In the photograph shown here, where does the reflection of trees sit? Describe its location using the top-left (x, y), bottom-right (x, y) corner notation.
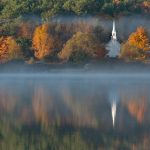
top-left (32, 83), bottom-right (101, 128)
top-left (32, 85), bottom-right (52, 126)
top-left (0, 85), bottom-right (35, 124)
top-left (0, 88), bottom-right (19, 113)
top-left (124, 97), bottom-right (147, 124)
top-left (61, 87), bottom-right (98, 128)
top-left (1, 81), bottom-right (150, 149)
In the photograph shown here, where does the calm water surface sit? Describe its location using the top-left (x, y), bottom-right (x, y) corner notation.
top-left (0, 74), bottom-right (150, 150)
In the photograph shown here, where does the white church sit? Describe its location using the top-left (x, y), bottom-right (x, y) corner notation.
top-left (106, 20), bottom-right (121, 58)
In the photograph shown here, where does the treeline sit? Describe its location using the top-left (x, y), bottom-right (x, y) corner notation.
top-left (0, 0), bottom-right (149, 20)
top-left (0, 20), bottom-right (149, 64)
top-left (0, 0), bottom-right (149, 64)
top-left (0, 20), bottom-right (108, 63)
top-left (0, 0), bottom-right (149, 37)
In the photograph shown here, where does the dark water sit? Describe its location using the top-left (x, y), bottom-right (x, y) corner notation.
top-left (0, 74), bottom-right (150, 150)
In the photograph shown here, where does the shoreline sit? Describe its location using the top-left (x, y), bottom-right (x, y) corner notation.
top-left (1, 59), bottom-right (150, 74)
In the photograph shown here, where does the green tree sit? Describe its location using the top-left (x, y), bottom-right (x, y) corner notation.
top-left (63, 0), bottom-right (98, 15)
top-left (0, 0), bottom-right (39, 19)
top-left (17, 38), bottom-right (33, 59)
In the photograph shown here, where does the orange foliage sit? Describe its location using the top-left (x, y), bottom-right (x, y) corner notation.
top-left (128, 27), bottom-right (150, 51)
top-left (32, 24), bottom-right (54, 59)
top-left (0, 36), bottom-right (21, 62)
top-left (127, 98), bottom-right (147, 124)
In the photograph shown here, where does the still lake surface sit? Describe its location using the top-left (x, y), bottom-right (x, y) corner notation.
top-left (0, 73), bottom-right (150, 149)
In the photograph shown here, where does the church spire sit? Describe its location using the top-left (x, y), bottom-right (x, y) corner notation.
top-left (111, 20), bottom-right (117, 40)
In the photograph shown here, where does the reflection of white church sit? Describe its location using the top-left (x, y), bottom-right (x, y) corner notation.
top-left (106, 20), bottom-right (121, 58)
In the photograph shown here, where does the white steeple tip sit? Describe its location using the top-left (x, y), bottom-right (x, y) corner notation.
top-left (111, 20), bottom-right (117, 40)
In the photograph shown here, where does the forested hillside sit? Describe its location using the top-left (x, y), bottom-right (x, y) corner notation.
top-left (0, 0), bottom-right (149, 20)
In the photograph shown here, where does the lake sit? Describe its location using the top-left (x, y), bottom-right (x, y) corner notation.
top-left (0, 73), bottom-right (150, 150)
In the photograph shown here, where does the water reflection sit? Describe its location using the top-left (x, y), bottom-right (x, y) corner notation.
top-left (0, 76), bottom-right (150, 149)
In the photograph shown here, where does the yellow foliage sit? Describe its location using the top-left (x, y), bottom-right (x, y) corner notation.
top-left (0, 36), bottom-right (21, 63)
top-left (58, 32), bottom-right (106, 61)
top-left (32, 24), bottom-right (54, 59)
top-left (128, 27), bottom-right (150, 51)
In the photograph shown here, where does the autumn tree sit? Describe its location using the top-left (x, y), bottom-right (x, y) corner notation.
top-left (32, 24), bottom-right (55, 59)
top-left (120, 26), bottom-right (150, 60)
top-left (128, 26), bottom-right (150, 51)
top-left (0, 36), bottom-right (22, 63)
top-left (120, 42), bottom-right (146, 60)
top-left (58, 32), bottom-right (106, 62)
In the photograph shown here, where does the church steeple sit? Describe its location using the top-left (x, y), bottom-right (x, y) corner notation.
top-left (111, 20), bottom-right (117, 40)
